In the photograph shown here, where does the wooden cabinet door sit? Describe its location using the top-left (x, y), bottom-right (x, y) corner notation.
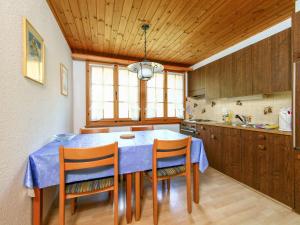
top-left (209, 126), bottom-right (223, 172)
top-left (220, 55), bottom-right (233, 98)
top-left (222, 128), bottom-right (242, 180)
top-left (252, 38), bottom-right (272, 94)
top-left (241, 131), bottom-right (257, 189)
top-left (188, 68), bottom-right (206, 97)
top-left (205, 61), bottom-right (220, 99)
top-left (295, 152), bottom-right (300, 213)
top-left (293, 12), bottom-right (300, 61)
top-left (268, 135), bottom-right (294, 207)
top-left (255, 133), bottom-right (270, 195)
top-left (271, 29), bottom-right (291, 92)
top-left (232, 46), bottom-right (252, 96)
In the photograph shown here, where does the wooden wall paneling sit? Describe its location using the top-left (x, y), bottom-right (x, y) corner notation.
top-left (232, 46), bottom-right (252, 97)
top-left (220, 55), bottom-right (233, 98)
top-left (252, 37), bottom-right (272, 94)
top-left (271, 29), bottom-right (292, 92)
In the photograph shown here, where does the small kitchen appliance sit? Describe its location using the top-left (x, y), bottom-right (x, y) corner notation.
top-left (279, 107), bottom-right (292, 132)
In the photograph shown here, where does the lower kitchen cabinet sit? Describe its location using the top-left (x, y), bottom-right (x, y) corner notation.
top-left (222, 128), bottom-right (241, 181)
top-left (295, 152), bottom-right (300, 213)
top-left (197, 124), bottom-right (294, 208)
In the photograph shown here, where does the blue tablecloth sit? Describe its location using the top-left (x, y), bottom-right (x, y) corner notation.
top-left (24, 130), bottom-right (208, 189)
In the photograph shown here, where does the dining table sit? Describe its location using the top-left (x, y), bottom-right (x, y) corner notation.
top-left (24, 129), bottom-right (208, 225)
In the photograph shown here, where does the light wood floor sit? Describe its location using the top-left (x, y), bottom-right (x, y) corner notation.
top-left (47, 168), bottom-right (300, 225)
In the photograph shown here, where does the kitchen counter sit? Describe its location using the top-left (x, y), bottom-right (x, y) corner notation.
top-left (183, 120), bottom-right (292, 136)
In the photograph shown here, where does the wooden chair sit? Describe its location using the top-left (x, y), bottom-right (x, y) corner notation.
top-left (130, 125), bottom-right (154, 131)
top-left (59, 143), bottom-right (119, 225)
top-left (143, 137), bottom-right (192, 225)
top-left (80, 127), bottom-right (110, 134)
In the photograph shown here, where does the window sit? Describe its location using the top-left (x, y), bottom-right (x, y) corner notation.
top-left (89, 64), bottom-right (114, 121)
top-left (167, 72), bottom-right (184, 118)
top-left (146, 72), bottom-right (165, 118)
top-left (118, 67), bottom-right (140, 120)
top-left (86, 62), bottom-right (185, 126)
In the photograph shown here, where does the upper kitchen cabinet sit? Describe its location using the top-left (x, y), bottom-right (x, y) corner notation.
top-left (293, 11), bottom-right (300, 61)
top-left (271, 29), bottom-right (291, 92)
top-left (188, 67), bottom-right (205, 97)
top-left (205, 61), bottom-right (220, 99)
top-left (232, 46), bottom-right (253, 96)
top-left (220, 55), bottom-right (233, 98)
top-left (252, 37), bottom-right (272, 94)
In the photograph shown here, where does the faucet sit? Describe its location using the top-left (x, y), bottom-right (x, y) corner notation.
top-left (235, 114), bottom-right (251, 125)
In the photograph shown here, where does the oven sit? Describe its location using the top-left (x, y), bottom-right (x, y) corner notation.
top-left (180, 121), bottom-right (197, 137)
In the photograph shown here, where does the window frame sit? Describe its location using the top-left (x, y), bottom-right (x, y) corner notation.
top-left (86, 61), bottom-right (186, 127)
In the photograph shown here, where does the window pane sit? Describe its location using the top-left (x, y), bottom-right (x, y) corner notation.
top-left (119, 69), bottom-right (128, 86)
top-left (147, 87), bottom-right (155, 102)
top-left (156, 73), bottom-right (164, 88)
top-left (129, 87), bottom-right (138, 102)
top-left (167, 89), bottom-right (176, 103)
top-left (176, 75), bottom-right (183, 89)
top-left (103, 67), bottom-right (113, 85)
top-left (89, 64), bottom-right (114, 121)
top-left (90, 103), bottom-right (103, 121)
top-left (91, 85), bottom-right (103, 102)
top-left (119, 86), bottom-right (128, 102)
top-left (118, 67), bottom-right (140, 120)
top-left (167, 74), bottom-right (175, 88)
top-left (119, 102), bottom-right (129, 118)
top-left (128, 72), bottom-right (138, 86)
top-left (91, 67), bottom-right (102, 84)
top-left (167, 72), bottom-right (184, 119)
top-left (146, 103), bottom-right (155, 118)
top-left (156, 88), bottom-right (164, 102)
top-left (103, 86), bottom-right (113, 101)
top-left (177, 89), bottom-right (183, 103)
top-left (156, 103), bottom-right (164, 117)
top-left (103, 102), bottom-right (113, 118)
top-left (147, 76), bottom-right (155, 88)
top-left (168, 103), bottom-right (175, 117)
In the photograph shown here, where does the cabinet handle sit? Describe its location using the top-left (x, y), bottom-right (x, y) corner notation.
top-left (211, 134), bottom-right (216, 139)
top-left (200, 126), bottom-right (205, 130)
top-left (258, 144), bottom-right (265, 150)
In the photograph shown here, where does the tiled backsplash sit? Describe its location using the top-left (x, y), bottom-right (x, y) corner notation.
top-left (186, 92), bottom-right (291, 124)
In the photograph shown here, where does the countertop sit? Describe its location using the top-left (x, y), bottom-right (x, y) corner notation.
top-left (183, 120), bottom-right (292, 136)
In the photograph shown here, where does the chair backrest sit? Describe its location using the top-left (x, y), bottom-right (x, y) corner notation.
top-left (152, 137), bottom-right (192, 177)
top-left (80, 127), bottom-right (110, 134)
top-left (130, 125), bottom-right (154, 131)
top-left (59, 143), bottom-right (118, 190)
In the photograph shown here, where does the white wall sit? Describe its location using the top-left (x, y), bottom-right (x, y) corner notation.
top-left (0, 1), bottom-right (73, 225)
top-left (73, 60), bottom-right (179, 133)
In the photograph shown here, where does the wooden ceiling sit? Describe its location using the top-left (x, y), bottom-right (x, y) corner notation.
top-left (47, 0), bottom-right (294, 66)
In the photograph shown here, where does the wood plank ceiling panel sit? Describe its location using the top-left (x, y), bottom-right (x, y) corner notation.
top-left (47, 0), bottom-right (294, 66)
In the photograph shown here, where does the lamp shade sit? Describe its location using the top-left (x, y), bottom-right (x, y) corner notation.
top-left (128, 61), bottom-right (164, 80)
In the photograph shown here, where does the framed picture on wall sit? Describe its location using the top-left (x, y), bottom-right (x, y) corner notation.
top-left (60, 64), bottom-right (68, 96)
top-left (23, 17), bottom-right (45, 84)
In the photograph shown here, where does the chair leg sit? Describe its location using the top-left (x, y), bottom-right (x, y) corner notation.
top-left (167, 178), bottom-right (170, 192)
top-left (140, 172), bottom-right (144, 198)
top-left (114, 188), bottom-right (118, 225)
top-left (59, 193), bottom-right (65, 225)
top-left (153, 179), bottom-right (158, 225)
top-left (186, 174), bottom-right (192, 214)
top-left (70, 198), bottom-right (77, 215)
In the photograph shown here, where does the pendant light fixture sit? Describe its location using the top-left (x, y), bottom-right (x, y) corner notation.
top-left (128, 24), bottom-right (164, 80)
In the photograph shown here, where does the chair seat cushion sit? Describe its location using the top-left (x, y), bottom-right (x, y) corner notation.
top-left (146, 165), bottom-right (186, 178)
top-left (66, 177), bottom-right (114, 194)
